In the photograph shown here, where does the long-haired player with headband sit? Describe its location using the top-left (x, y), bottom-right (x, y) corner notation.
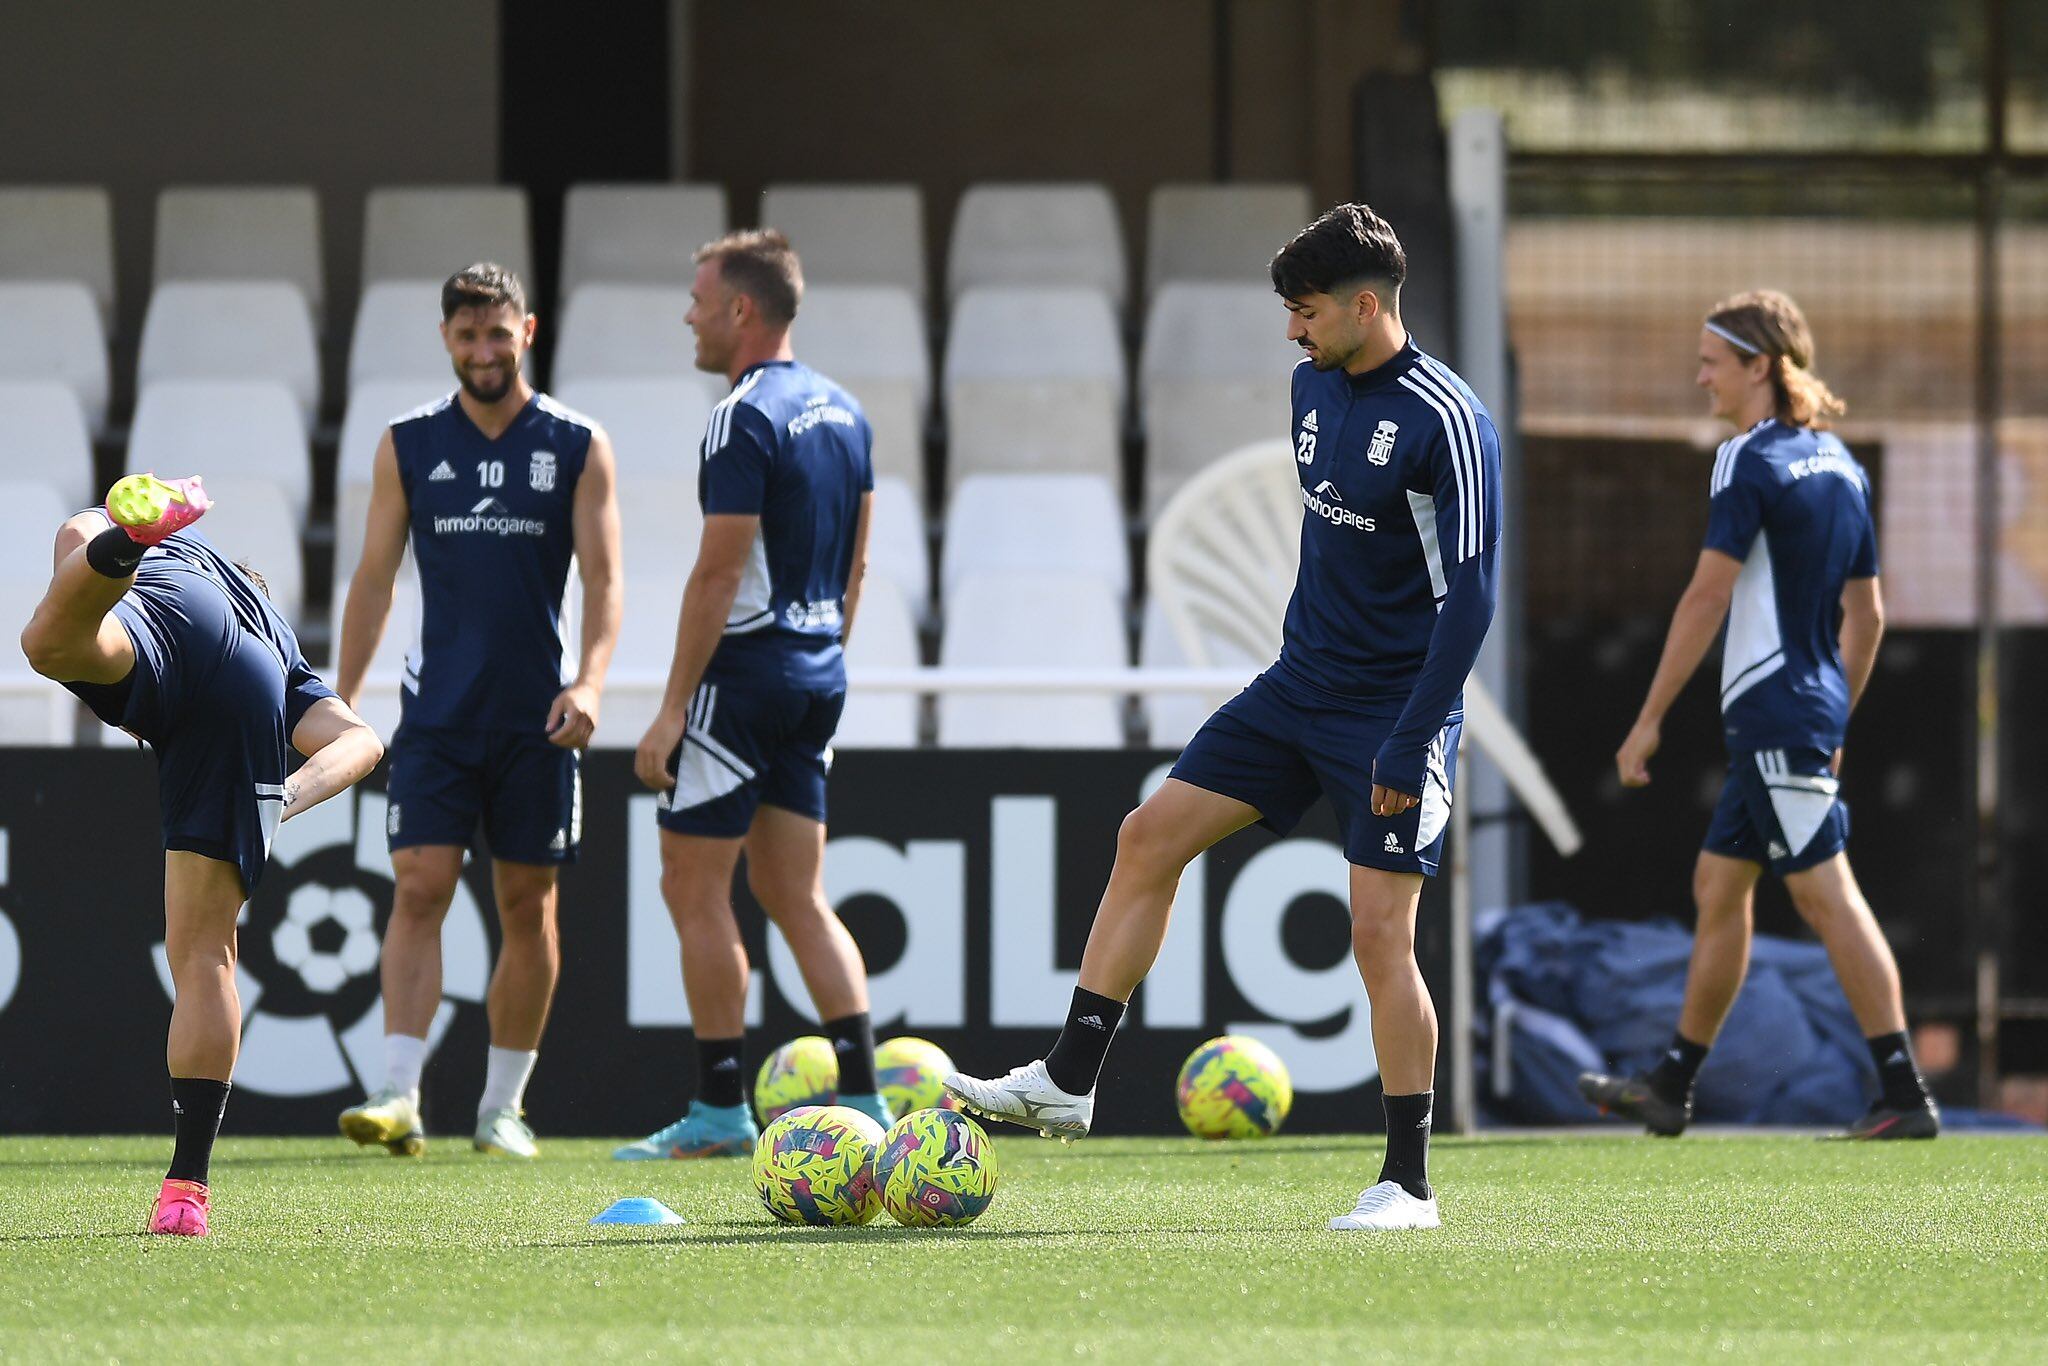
top-left (1579, 289), bottom-right (1939, 1140)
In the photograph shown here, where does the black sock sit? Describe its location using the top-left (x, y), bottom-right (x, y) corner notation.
top-left (86, 526), bottom-right (146, 578)
top-left (167, 1077), bottom-right (230, 1185)
top-left (1043, 988), bottom-right (1126, 1095)
top-left (825, 1011), bottom-right (878, 1094)
top-left (1379, 1091), bottom-right (1434, 1201)
top-left (1867, 1030), bottom-right (1930, 1109)
top-left (1647, 1032), bottom-right (1710, 1106)
top-left (697, 1036), bottom-right (745, 1109)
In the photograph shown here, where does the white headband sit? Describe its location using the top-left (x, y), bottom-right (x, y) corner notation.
top-left (1704, 320), bottom-right (1763, 356)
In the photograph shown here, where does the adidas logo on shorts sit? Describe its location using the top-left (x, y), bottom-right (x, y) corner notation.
top-left (1384, 832), bottom-right (1405, 855)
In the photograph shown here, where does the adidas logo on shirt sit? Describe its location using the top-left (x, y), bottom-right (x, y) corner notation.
top-left (1301, 409), bottom-right (1319, 433)
top-left (1384, 832), bottom-right (1405, 855)
top-left (549, 828), bottom-right (567, 852)
top-left (428, 460), bottom-right (457, 481)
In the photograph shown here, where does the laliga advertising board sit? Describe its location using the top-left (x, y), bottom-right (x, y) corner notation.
top-left (0, 750), bottom-right (1452, 1136)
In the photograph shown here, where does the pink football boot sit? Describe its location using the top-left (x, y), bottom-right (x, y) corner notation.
top-left (105, 473), bottom-right (211, 545)
top-left (148, 1178), bottom-right (211, 1237)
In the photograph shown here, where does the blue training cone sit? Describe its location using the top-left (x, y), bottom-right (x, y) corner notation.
top-left (591, 1197), bottom-right (685, 1226)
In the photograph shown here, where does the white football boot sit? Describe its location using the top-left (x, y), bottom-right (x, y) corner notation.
top-left (942, 1060), bottom-right (1093, 1142)
top-left (473, 1107), bottom-right (539, 1158)
top-left (1328, 1180), bottom-right (1441, 1231)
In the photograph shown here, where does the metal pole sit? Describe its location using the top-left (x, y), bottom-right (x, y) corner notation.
top-left (1448, 731), bottom-right (1476, 1134)
top-left (1970, 0), bottom-right (2008, 1108)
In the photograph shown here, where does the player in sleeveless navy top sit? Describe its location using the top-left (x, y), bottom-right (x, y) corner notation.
top-left (21, 474), bottom-right (383, 1233)
top-left (946, 207), bottom-right (1498, 1232)
top-left (614, 230), bottom-right (894, 1162)
top-left (334, 265), bottom-right (623, 1160)
top-left (1580, 290), bottom-right (1938, 1140)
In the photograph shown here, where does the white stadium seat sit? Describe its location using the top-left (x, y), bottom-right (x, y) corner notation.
top-left (938, 572), bottom-right (1126, 748)
top-left (138, 282), bottom-right (321, 432)
top-left (941, 473), bottom-right (1127, 597)
top-left (553, 283), bottom-right (694, 388)
top-left (0, 380), bottom-right (95, 507)
top-left (943, 287), bottom-right (1124, 486)
top-left (793, 284), bottom-right (931, 496)
top-left (1144, 183), bottom-right (1311, 297)
top-left (0, 281), bottom-right (110, 433)
top-left (762, 183), bottom-right (927, 306)
top-left (561, 183), bottom-right (727, 295)
top-left (839, 576), bottom-right (920, 747)
top-left (0, 186), bottom-right (115, 328)
top-left (338, 563), bottom-right (421, 742)
top-left (595, 570), bottom-right (687, 747)
top-left (189, 476), bottom-right (305, 627)
top-left (333, 380), bottom-right (451, 586)
top-left (554, 376), bottom-right (717, 485)
top-left (947, 182), bottom-right (1126, 309)
top-left (1139, 283), bottom-right (1298, 516)
top-left (348, 281), bottom-right (452, 391)
top-left (362, 186), bottom-right (532, 289)
top-left (1138, 599), bottom-right (1264, 749)
top-left (614, 474), bottom-right (704, 584)
top-left (866, 475), bottom-right (929, 608)
top-left (154, 186), bottom-right (325, 325)
top-left (0, 481), bottom-right (71, 584)
top-left (0, 576), bottom-right (75, 744)
top-left (129, 381), bottom-right (310, 520)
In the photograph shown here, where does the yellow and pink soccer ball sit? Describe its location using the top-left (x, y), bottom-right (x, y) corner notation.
top-left (755, 1035), bottom-right (838, 1124)
top-left (874, 1036), bottom-right (962, 1118)
top-left (1175, 1035), bottom-right (1292, 1139)
top-left (752, 1104), bottom-right (885, 1226)
top-left (873, 1108), bottom-right (998, 1228)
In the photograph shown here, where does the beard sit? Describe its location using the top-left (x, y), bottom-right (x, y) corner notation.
top-left (455, 361), bottom-right (514, 404)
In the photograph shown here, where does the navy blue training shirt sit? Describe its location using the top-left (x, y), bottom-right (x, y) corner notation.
top-left (697, 360), bottom-right (874, 690)
top-left (1280, 341), bottom-right (1503, 795)
top-left (390, 392), bottom-right (592, 730)
top-left (1703, 418), bottom-right (1878, 755)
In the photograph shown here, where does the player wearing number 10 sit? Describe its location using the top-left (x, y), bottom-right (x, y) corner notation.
top-left (335, 264), bottom-right (623, 1160)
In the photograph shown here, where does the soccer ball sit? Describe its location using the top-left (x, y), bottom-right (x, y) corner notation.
top-left (875, 1036), bottom-right (960, 1117)
top-left (752, 1104), bottom-right (885, 1226)
top-left (1176, 1035), bottom-right (1293, 1139)
top-left (755, 1036), bottom-right (838, 1124)
top-left (874, 1108), bottom-right (999, 1228)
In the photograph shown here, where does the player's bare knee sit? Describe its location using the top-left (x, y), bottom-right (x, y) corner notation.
top-left (390, 872), bottom-right (459, 924)
top-left (1351, 908), bottom-right (1414, 967)
top-left (1115, 804), bottom-right (1190, 879)
top-left (18, 614), bottom-right (74, 679)
top-left (1786, 876), bottom-right (1845, 932)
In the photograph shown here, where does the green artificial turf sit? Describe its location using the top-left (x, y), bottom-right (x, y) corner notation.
top-left (1, 1132), bottom-right (2044, 1363)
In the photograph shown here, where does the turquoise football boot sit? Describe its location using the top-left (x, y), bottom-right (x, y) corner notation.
top-left (837, 1091), bottom-right (894, 1129)
top-left (612, 1101), bottom-right (758, 1160)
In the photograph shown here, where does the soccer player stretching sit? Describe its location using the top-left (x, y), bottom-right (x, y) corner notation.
top-left (614, 229), bottom-right (891, 1161)
top-left (336, 264), bottom-right (623, 1159)
top-left (947, 205), bottom-right (1501, 1231)
top-left (20, 476), bottom-right (383, 1235)
top-left (1579, 290), bottom-right (1939, 1140)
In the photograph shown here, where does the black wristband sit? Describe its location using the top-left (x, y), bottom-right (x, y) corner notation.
top-left (85, 526), bottom-right (146, 579)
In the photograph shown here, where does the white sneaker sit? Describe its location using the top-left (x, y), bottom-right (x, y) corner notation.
top-left (1328, 1180), bottom-right (1441, 1231)
top-left (474, 1107), bottom-right (539, 1158)
top-left (942, 1059), bottom-right (1093, 1142)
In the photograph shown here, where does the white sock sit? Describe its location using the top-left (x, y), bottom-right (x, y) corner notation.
top-left (384, 1033), bottom-right (428, 1101)
top-left (479, 1046), bottom-right (538, 1116)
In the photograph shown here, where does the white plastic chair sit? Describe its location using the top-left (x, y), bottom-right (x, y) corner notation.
top-left (941, 473), bottom-right (1127, 597)
top-left (794, 285), bottom-right (931, 416)
top-left (0, 380), bottom-right (95, 506)
top-left (0, 281), bottom-right (109, 432)
top-left (555, 376), bottom-right (718, 485)
top-left (553, 283), bottom-right (694, 387)
top-left (763, 183), bottom-right (927, 306)
top-left (866, 475), bottom-right (930, 608)
top-left (943, 286), bottom-right (1125, 486)
top-left (363, 186), bottom-right (532, 288)
top-left (561, 183), bottom-right (727, 295)
top-left (333, 381), bottom-right (451, 586)
top-left (190, 476), bottom-right (305, 626)
top-left (1144, 183), bottom-right (1311, 298)
top-left (129, 381), bottom-right (311, 520)
top-left (154, 186), bottom-right (325, 325)
top-left (594, 571), bottom-right (687, 748)
top-left (1139, 283), bottom-right (1298, 516)
top-left (0, 576), bottom-right (75, 743)
top-left (948, 183), bottom-right (1126, 309)
top-left (0, 187), bottom-right (115, 328)
top-left (338, 564), bottom-right (422, 743)
top-left (138, 282), bottom-right (321, 432)
top-left (839, 576), bottom-right (920, 748)
top-left (937, 572), bottom-right (1126, 748)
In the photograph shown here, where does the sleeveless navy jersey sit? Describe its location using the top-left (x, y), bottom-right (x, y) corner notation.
top-left (1704, 418), bottom-right (1879, 754)
top-left (65, 525), bottom-right (332, 742)
top-left (1280, 343), bottom-right (1503, 705)
top-left (697, 360), bottom-right (874, 690)
top-left (390, 392), bottom-right (593, 730)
